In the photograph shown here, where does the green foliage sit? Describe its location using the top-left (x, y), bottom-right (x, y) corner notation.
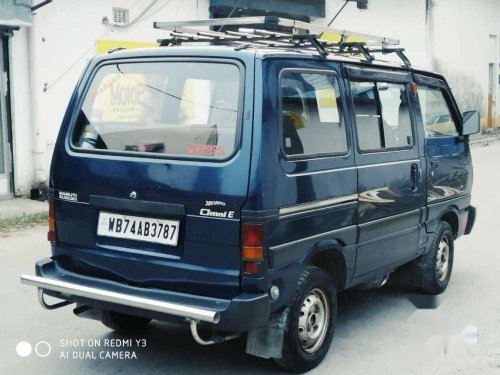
top-left (0, 212), bottom-right (48, 232)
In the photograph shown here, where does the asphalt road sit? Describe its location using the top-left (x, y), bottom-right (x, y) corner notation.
top-left (1, 142), bottom-right (500, 375)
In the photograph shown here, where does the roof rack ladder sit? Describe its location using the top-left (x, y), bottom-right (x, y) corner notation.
top-left (153, 16), bottom-right (408, 65)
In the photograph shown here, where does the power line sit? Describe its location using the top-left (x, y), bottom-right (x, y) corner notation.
top-left (160, 0), bottom-right (185, 38)
top-left (135, 0), bottom-right (174, 22)
top-left (44, 0), bottom-right (182, 91)
top-left (218, 0), bottom-right (242, 32)
top-left (44, 28), bottom-right (112, 92)
top-left (327, 0), bottom-right (350, 27)
top-left (115, 64), bottom-right (238, 113)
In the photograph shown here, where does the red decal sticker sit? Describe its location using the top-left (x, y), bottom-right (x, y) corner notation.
top-left (187, 144), bottom-right (224, 156)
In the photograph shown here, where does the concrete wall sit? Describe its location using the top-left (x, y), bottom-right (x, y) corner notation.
top-left (10, 0), bottom-right (210, 195)
top-left (427, 0), bottom-right (500, 123)
top-left (323, 0), bottom-right (500, 122)
top-left (7, 0), bottom-right (500, 195)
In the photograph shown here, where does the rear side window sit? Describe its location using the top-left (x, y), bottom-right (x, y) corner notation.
top-left (72, 61), bottom-right (241, 159)
top-left (280, 71), bottom-right (347, 158)
top-left (351, 81), bottom-right (413, 151)
top-left (417, 85), bottom-right (458, 137)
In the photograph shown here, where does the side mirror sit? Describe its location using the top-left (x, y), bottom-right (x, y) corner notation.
top-left (462, 110), bottom-right (480, 136)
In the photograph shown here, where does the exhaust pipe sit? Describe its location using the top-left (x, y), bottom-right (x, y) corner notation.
top-left (38, 289), bottom-right (73, 310)
top-left (189, 320), bottom-right (239, 346)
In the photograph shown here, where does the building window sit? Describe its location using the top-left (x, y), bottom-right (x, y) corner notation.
top-left (280, 71), bottom-right (347, 158)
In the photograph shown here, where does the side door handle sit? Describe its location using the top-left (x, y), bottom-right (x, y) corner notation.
top-left (411, 163), bottom-right (420, 192)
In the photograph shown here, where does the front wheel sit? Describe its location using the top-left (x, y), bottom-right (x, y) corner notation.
top-left (275, 266), bottom-right (337, 373)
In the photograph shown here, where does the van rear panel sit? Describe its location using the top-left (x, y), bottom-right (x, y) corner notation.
top-left (50, 54), bottom-right (255, 299)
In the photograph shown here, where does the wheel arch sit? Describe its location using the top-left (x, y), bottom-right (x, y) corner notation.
top-left (440, 208), bottom-right (459, 238)
top-left (426, 203), bottom-right (460, 238)
top-left (301, 239), bottom-right (349, 291)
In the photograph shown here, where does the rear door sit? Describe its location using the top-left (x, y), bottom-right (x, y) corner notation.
top-left (344, 66), bottom-right (426, 278)
top-left (50, 57), bottom-right (254, 299)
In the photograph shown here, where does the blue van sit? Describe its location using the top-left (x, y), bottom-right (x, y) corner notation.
top-left (21, 17), bottom-right (479, 373)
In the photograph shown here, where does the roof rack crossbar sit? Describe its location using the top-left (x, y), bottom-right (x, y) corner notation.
top-left (170, 31), bottom-right (213, 41)
top-left (246, 28), bottom-right (290, 38)
top-left (225, 30), bottom-right (261, 38)
top-left (292, 34), bottom-right (328, 58)
top-left (368, 47), bottom-right (412, 68)
top-left (337, 42), bottom-right (374, 63)
top-left (197, 30), bottom-right (241, 39)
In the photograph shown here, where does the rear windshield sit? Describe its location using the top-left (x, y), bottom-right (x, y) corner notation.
top-left (72, 61), bottom-right (241, 159)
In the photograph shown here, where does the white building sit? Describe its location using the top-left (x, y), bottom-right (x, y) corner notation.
top-left (0, 0), bottom-right (499, 198)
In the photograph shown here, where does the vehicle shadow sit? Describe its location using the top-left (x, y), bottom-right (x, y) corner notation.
top-left (84, 285), bottom-right (426, 375)
top-left (96, 322), bottom-right (282, 375)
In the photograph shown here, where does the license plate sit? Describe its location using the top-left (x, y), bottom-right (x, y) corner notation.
top-left (97, 212), bottom-right (180, 246)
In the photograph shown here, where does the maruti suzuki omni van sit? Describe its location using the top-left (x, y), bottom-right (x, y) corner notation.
top-left (21, 17), bottom-right (479, 373)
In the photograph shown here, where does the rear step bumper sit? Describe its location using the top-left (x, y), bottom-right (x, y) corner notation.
top-left (21, 258), bottom-right (269, 332)
top-left (21, 274), bottom-right (220, 323)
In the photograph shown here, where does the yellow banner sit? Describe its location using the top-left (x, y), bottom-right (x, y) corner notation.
top-left (320, 33), bottom-right (366, 43)
top-left (96, 39), bottom-right (158, 54)
top-left (96, 73), bottom-right (147, 122)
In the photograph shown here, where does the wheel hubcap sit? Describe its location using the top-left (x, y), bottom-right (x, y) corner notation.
top-left (436, 235), bottom-right (450, 282)
top-left (298, 288), bottom-right (329, 353)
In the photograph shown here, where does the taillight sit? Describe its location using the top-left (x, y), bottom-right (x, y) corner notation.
top-left (242, 223), bottom-right (264, 275)
top-left (244, 262), bottom-right (259, 274)
top-left (243, 224), bottom-right (263, 259)
top-left (48, 201), bottom-right (55, 242)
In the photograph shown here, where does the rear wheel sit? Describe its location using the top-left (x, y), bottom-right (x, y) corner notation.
top-left (421, 221), bottom-right (454, 294)
top-left (275, 266), bottom-right (337, 373)
top-left (101, 310), bottom-right (151, 333)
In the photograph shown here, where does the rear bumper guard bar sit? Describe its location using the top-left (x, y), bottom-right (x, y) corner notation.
top-left (20, 258), bottom-right (270, 331)
top-left (21, 274), bottom-right (220, 324)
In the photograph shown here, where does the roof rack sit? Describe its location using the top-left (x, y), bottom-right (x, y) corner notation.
top-left (153, 16), bottom-right (411, 67)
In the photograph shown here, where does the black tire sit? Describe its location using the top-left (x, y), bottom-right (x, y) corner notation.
top-left (101, 310), bottom-right (151, 333)
top-left (420, 221), bottom-right (454, 295)
top-left (274, 266), bottom-right (337, 373)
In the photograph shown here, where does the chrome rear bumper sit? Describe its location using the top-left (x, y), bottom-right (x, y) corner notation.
top-left (20, 274), bottom-right (220, 324)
